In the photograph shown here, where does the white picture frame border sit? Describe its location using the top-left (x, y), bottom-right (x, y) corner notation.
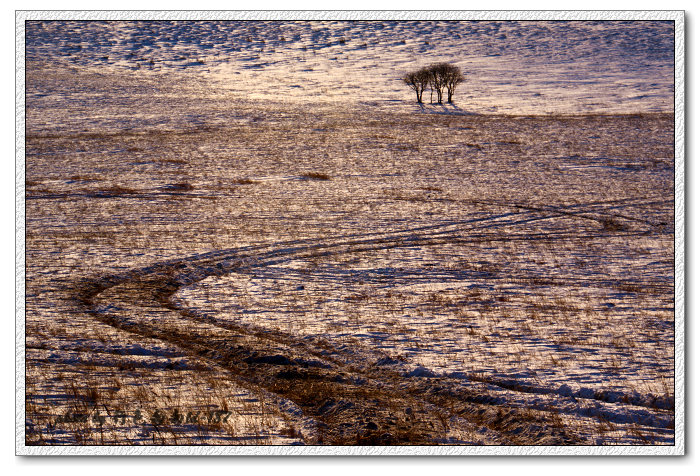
top-left (15, 9), bottom-right (685, 456)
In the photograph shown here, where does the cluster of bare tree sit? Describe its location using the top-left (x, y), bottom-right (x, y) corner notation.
top-left (403, 63), bottom-right (465, 104)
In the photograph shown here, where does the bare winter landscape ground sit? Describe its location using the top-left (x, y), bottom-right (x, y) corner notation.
top-left (23, 20), bottom-right (676, 446)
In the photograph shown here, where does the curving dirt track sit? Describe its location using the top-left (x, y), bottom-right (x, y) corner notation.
top-left (70, 199), bottom-right (672, 445)
top-left (24, 85), bottom-right (676, 445)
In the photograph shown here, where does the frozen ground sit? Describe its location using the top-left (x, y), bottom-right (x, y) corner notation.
top-left (23, 20), bottom-right (675, 446)
top-left (25, 20), bottom-right (673, 115)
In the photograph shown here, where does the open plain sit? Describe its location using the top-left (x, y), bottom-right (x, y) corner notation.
top-left (23, 20), bottom-right (676, 446)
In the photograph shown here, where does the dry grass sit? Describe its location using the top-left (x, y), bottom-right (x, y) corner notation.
top-left (25, 91), bottom-right (674, 446)
top-left (232, 178), bottom-right (259, 185)
top-left (301, 172), bottom-right (331, 181)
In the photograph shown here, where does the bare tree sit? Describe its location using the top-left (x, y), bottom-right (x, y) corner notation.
top-left (426, 63), bottom-right (446, 104)
top-left (402, 63), bottom-right (465, 105)
top-left (441, 64), bottom-right (465, 104)
top-left (402, 69), bottom-right (430, 104)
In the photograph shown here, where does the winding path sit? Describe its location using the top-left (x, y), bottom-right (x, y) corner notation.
top-left (75, 198), bottom-right (672, 444)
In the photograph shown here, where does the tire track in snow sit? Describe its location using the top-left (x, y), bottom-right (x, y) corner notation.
top-left (75, 198), bottom-right (669, 444)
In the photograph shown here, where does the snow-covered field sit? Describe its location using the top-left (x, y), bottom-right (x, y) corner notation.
top-left (23, 20), bottom-right (675, 446)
